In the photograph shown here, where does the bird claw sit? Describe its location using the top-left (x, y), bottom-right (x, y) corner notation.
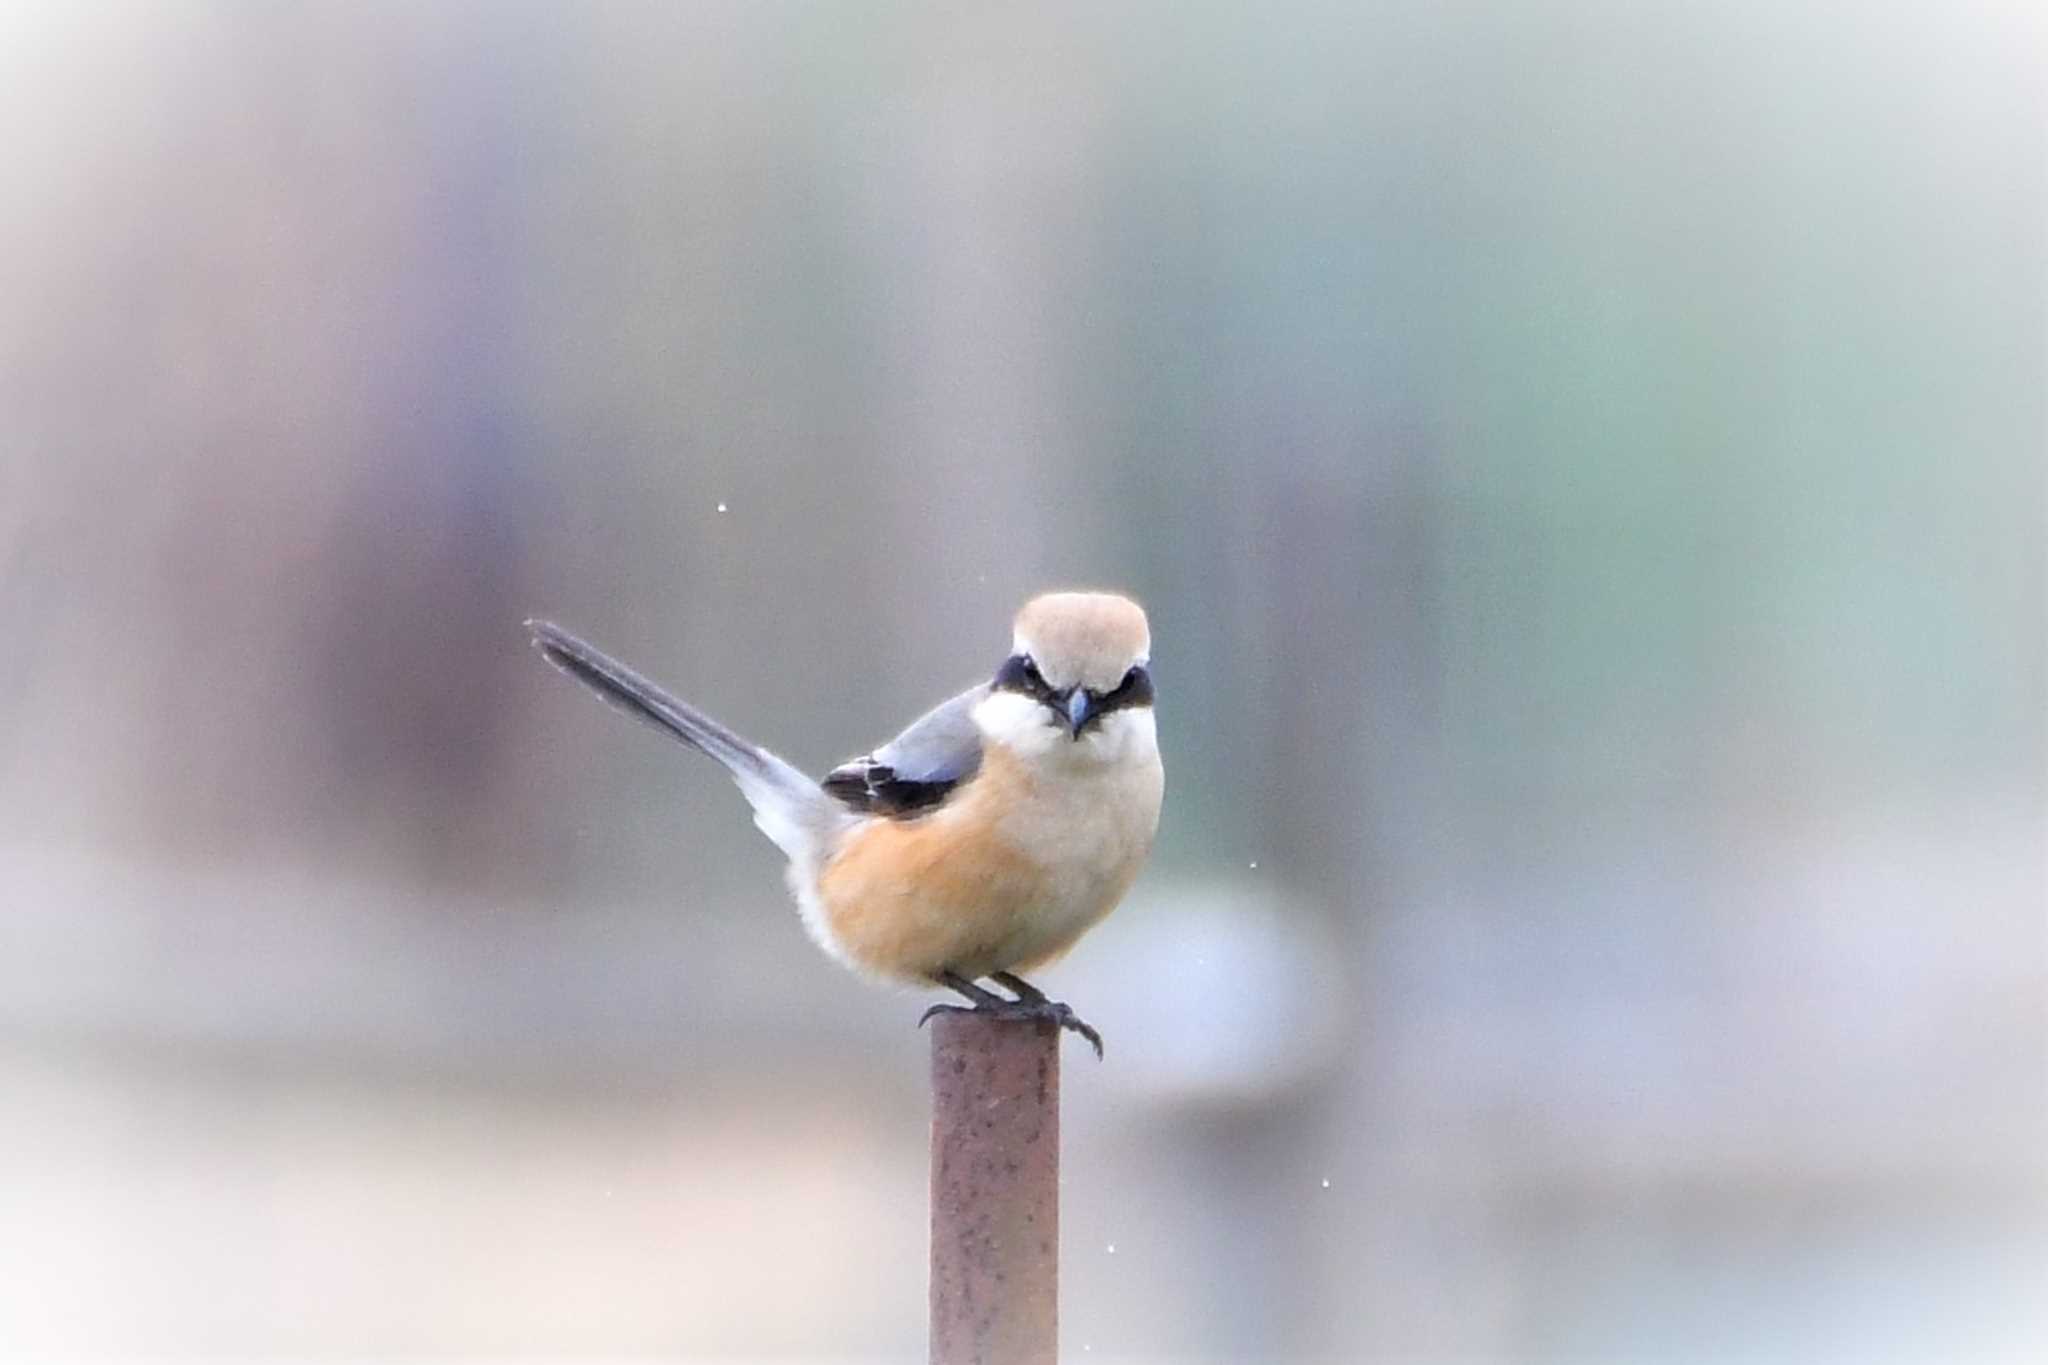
top-left (917, 997), bottom-right (1104, 1059)
top-left (1037, 1000), bottom-right (1105, 1059)
top-left (918, 1002), bottom-right (965, 1030)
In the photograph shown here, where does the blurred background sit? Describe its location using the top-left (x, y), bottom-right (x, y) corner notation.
top-left (1, 2), bottom-right (2041, 1360)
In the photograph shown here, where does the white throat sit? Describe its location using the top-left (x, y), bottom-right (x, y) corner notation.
top-left (973, 690), bottom-right (1159, 769)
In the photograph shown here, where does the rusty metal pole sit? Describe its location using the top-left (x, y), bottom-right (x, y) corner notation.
top-left (929, 1010), bottom-right (1060, 1365)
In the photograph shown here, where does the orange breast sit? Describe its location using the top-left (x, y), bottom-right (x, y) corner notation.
top-left (817, 747), bottom-right (1059, 982)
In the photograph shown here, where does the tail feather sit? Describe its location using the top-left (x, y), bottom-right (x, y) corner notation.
top-left (526, 619), bottom-right (844, 863)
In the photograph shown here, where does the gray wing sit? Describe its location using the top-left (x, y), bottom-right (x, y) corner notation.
top-left (821, 683), bottom-right (988, 817)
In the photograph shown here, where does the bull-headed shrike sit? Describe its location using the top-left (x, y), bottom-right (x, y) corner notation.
top-left (527, 591), bottom-right (1163, 1054)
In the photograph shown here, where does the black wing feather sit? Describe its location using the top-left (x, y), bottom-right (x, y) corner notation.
top-left (821, 760), bottom-right (962, 817)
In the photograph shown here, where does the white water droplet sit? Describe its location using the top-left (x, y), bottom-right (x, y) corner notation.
top-left (715, 501), bottom-right (728, 513)
top-left (1248, 860), bottom-right (1259, 869)
top-left (1320, 1178), bottom-right (1331, 1189)
top-left (1106, 1243), bottom-right (1116, 1254)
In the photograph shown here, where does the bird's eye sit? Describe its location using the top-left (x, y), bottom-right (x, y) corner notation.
top-left (1113, 665), bottom-right (1153, 707)
top-left (996, 653), bottom-right (1051, 697)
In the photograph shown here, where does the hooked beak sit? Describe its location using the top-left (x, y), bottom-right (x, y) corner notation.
top-left (1061, 688), bottom-right (1092, 738)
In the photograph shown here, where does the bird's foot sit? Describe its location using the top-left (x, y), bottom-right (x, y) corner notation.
top-left (917, 1000), bottom-right (1104, 1059)
top-left (920, 972), bottom-right (1104, 1058)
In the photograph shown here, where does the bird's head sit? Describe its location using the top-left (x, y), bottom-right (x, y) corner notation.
top-left (976, 591), bottom-right (1156, 762)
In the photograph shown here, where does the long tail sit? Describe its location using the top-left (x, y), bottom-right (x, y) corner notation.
top-left (526, 619), bottom-right (845, 864)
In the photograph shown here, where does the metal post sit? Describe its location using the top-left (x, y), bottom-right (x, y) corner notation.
top-left (929, 1010), bottom-right (1060, 1365)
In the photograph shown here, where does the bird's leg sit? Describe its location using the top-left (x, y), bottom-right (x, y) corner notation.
top-left (990, 971), bottom-right (1046, 1003)
top-left (935, 970), bottom-right (1011, 1010)
top-left (994, 971), bottom-right (1104, 1057)
top-left (919, 969), bottom-right (1104, 1059)
top-left (918, 972), bottom-right (1006, 1033)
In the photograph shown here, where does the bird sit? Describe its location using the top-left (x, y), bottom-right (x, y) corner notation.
top-left (526, 591), bottom-right (1164, 1055)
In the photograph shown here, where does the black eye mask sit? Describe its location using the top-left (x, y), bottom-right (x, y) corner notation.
top-left (992, 656), bottom-right (1154, 732)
